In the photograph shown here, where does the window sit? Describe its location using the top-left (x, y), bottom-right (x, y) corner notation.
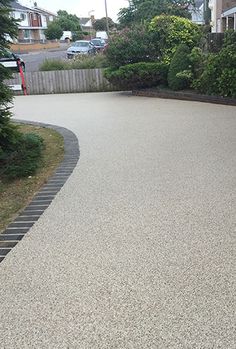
top-left (20, 13), bottom-right (26, 21)
top-left (24, 30), bottom-right (30, 39)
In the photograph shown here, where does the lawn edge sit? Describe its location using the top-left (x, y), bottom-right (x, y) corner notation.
top-left (0, 120), bottom-right (80, 264)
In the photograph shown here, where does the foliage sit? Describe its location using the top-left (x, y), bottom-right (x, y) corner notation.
top-left (0, 133), bottom-right (44, 180)
top-left (45, 10), bottom-right (83, 40)
top-left (104, 62), bottom-right (168, 89)
top-left (0, 0), bottom-right (21, 159)
top-left (118, 0), bottom-right (195, 28)
top-left (93, 17), bottom-right (115, 31)
top-left (168, 44), bottom-right (191, 90)
top-left (40, 55), bottom-right (109, 71)
top-left (57, 10), bottom-right (82, 32)
top-left (149, 15), bottom-right (202, 62)
top-left (105, 24), bottom-right (160, 69)
top-left (193, 43), bottom-right (236, 98)
top-left (45, 22), bottom-right (63, 40)
top-left (223, 30), bottom-right (236, 47)
top-left (72, 31), bottom-right (85, 41)
top-left (188, 47), bottom-right (206, 80)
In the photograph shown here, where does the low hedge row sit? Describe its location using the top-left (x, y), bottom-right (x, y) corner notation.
top-left (104, 62), bottom-right (168, 89)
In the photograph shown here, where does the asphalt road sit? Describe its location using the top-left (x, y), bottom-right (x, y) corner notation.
top-left (0, 93), bottom-right (235, 348)
top-left (20, 45), bottom-right (68, 72)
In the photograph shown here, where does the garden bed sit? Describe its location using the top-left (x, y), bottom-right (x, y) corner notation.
top-left (132, 88), bottom-right (236, 106)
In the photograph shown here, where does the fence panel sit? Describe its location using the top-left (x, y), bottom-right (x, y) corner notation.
top-left (5, 69), bottom-right (117, 95)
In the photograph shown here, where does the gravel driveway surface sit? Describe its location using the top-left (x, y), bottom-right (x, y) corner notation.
top-left (0, 93), bottom-right (235, 348)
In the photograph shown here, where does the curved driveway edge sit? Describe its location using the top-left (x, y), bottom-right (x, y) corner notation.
top-left (0, 120), bottom-right (80, 263)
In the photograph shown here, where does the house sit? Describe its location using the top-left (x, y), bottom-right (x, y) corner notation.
top-left (209, 0), bottom-right (236, 32)
top-left (32, 2), bottom-right (57, 27)
top-left (190, 0), bottom-right (205, 25)
top-left (10, 0), bottom-right (55, 43)
top-left (79, 17), bottom-right (95, 32)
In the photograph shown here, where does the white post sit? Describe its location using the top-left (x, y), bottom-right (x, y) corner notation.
top-left (226, 16), bottom-right (229, 30)
top-left (104, 0), bottom-right (109, 38)
top-left (234, 13), bottom-right (236, 31)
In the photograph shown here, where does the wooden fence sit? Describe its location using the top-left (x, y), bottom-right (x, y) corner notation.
top-left (6, 69), bottom-right (116, 95)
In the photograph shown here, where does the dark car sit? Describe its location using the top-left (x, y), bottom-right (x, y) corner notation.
top-left (90, 38), bottom-right (107, 53)
top-left (0, 48), bottom-right (25, 71)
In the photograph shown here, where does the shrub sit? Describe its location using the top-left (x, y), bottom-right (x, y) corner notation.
top-left (40, 55), bottom-right (109, 71)
top-left (149, 15), bottom-right (202, 63)
top-left (193, 43), bottom-right (236, 97)
top-left (105, 24), bottom-right (160, 69)
top-left (168, 44), bottom-right (191, 90)
top-left (71, 55), bottom-right (108, 69)
top-left (0, 133), bottom-right (44, 180)
top-left (104, 62), bottom-right (168, 89)
top-left (40, 59), bottom-right (66, 71)
top-left (45, 22), bottom-right (63, 40)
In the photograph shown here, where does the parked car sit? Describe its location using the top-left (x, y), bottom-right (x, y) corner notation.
top-left (90, 38), bottom-right (107, 52)
top-left (67, 41), bottom-right (96, 59)
top-left (0, 48), bottom-right (25, 71)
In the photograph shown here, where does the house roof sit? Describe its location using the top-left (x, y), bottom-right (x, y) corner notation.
top-left (33, 6), bottom-right (57, 17)
top-left (10, 1), bottom-right (31, 11)
top-left (79, 17), bottom-right (90, 25)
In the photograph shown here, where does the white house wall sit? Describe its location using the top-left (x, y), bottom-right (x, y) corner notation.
top-left (12, 10), bottom-right (30, 27)
top-left (41, 15), bottom-right (47, 28)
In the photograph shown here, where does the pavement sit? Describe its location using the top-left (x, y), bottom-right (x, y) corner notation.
top-left (0, 93), bottom-right (235, 348)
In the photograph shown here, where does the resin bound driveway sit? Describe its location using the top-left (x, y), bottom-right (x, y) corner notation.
top-left (0, 92), bottom-right (235, 348)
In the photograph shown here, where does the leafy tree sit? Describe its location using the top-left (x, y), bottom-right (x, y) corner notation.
top-left (0, 0), bottom-right (20, 158)
top-left (118, 0), bottom-right (195, 27)
top-left (105, 24), bottom-right (161, 69)
top-left (57, 10), bottom-right (82, 32)
top-left (45, 22), bottom-right (63, 40)
top-left (149, 15), bottom-right (202, 62)
top-left (93, 17), bottom-right (115, 32)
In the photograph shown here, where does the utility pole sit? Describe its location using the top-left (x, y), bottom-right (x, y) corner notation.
top-left (104, 0), bottom-right (109, 38)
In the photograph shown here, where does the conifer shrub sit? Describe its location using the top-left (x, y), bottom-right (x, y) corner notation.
top-left (0, 133), bottom-right (44, 180)
top-left (168, 44), bottom-right (191, 90)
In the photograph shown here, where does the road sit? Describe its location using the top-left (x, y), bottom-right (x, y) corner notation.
top-left (19, 45), bottom-right (68, 71)
top-left (0, 93), bottom-right (235, 348)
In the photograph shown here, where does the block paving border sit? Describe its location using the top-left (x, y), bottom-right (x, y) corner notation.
top-left (0, 120), bottom-right (80, 263)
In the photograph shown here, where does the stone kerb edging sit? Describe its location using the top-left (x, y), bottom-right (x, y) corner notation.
top-left (0, 120), bottom-right (80, 264)
top-left (132, 89), bottom-right (236, 106)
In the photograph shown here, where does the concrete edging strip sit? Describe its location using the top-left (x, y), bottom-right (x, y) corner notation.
top-left (0, 120), bottom-right (80, 263)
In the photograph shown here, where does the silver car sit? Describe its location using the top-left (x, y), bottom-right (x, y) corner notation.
top-left (67, 40), bottom-right (96, 59)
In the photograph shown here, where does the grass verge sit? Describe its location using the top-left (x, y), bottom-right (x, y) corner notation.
top-left (0, 124), bottom-right (64, 233)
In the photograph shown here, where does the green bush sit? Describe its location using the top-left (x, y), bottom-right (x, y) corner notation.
top-left (0, 133), bottom-right (44, 180)
top-left (105, 24), bottom-right (160, 69)
top-left (168, 44), bottom-right (191, 90)
top-left (40, 59), bottom-right (66, 71)
top-left (40, 55), bottom-right (109, 71)
top-left (104, 62), bottom-right (168, 89)
top-left (71, 55), bottom-right (108, 69)
top-left (149, 15), bottom-right (202, 63)
top-left (193, 43), bottom-right (236, 97)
